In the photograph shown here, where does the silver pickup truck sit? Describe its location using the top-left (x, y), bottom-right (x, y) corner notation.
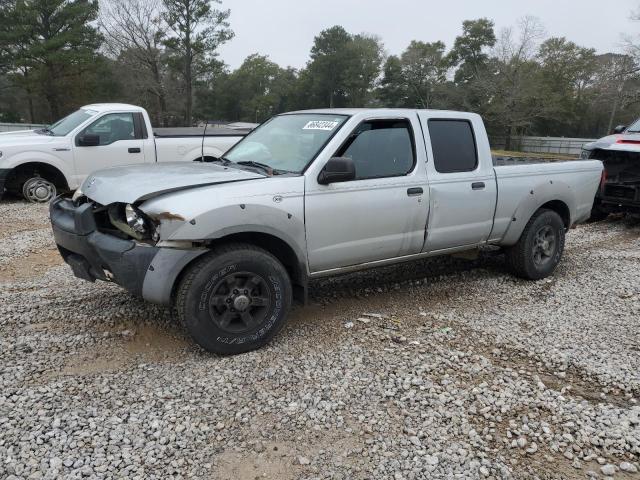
top-left (50, 109), bottom-right (603, 354)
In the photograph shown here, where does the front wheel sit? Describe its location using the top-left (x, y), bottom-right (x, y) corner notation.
top-left (506, 209), bottom-right (566, 280)
top-left (22, 176), bottom-right (57, 203)
top-left (176, 244), bottom-right (292, 355)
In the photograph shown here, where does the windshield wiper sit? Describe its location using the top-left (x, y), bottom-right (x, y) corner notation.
top-left (37, 127), bottom-right (54, 136)
top-left (235, 160), bottom-right (291, 176)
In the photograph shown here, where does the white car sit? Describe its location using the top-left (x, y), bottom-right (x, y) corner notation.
top-left (0, 103), bottom-right (253, 202)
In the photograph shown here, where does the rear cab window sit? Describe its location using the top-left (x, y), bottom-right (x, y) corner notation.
top-left (428, 119), bottom-right (478, 173)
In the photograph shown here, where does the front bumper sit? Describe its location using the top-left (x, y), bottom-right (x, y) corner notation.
top-left (50, 196), bottom-right (159, 297)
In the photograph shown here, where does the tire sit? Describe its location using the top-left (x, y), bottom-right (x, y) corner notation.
top-left (176, 243), bottom-right (292, 355)
top-left (506, 209), bottom-right (565, 280)
top-left (22, 176), bottom-right (57, 203)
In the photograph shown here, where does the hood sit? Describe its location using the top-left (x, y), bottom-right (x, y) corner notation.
top-left (0, 130), bottom-right (61, 148)
top-left (82, 162), bottom-right (266, 205)
top-left (583, 132), bottom-right (640, 153)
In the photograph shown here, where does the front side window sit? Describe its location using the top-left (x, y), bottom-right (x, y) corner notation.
top-left (335, 119), bottom-right (415, 180)
top-left (428, 119), bottom-right (478, 173)
top-left (48, 109), bottom-right (97, 136)
top-left (80, 113), bottom-right (136, 146)
top-left (224, 114), bottom-right (348, 173)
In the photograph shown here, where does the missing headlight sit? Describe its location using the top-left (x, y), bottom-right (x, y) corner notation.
top-left (108, 203), bottom-right (155, 241)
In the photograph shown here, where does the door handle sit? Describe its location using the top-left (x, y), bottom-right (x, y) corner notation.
top-left (128, 147), bottom-right (141, 153)
top-left (471, 182), bottom-right (485, 190)
top-left (407, 187), bottom-right (423, 196)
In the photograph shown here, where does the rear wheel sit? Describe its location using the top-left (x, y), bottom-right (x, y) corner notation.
top-left (22, 176), bottom-right (57, 203)
top-left (176, 244), bottom-right (292, 355)
top-left (506, 209), bottom-right (565, 280)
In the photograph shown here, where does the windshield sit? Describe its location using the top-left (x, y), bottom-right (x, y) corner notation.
top-left (47, 109), bottom-right (98, 136)
top-left (626, 118), bottom-right (640, 132)
top-left (224, 114), bottom-right (348, 173)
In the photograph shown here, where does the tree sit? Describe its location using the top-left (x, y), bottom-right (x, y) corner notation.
top-left (378, 55), bottom-right (409, 107)
top-left (487, 16), bottom-right (548, 147)
top-left (305, 25), bottom-right (383, 108)
top-left (343, 34), bottom-right (384, 106)
top-left (447, 18), bottom-right (497, 116)
top-left (536, 37), bottom-right (597, 135)
top-left (196, 54), bottom-right (299, 122)
top-left (163, 0), bottom-right (233, 125)
top-left (449, 18), bottom-right (496, 84)
top-left (99, 0), bottom-right (170, 125)
top-left (399, 41), bottom-right (448, 108)
top-left (0, 0), bottom-right (103, 120)
top-left (306, 25), bottom-right (352, 107)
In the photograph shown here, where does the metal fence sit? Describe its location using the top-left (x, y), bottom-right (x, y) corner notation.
top-left (490, 136), bottom-right (597, 156)
top-left (0, 122), bottom-right (45, 132)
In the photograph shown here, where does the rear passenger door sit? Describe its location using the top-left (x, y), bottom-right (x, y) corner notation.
top-left (419, 115), bottom-right (497, 252)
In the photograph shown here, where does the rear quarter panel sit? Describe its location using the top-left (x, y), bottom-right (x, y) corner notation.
top-left (492, 160), bottom-right (602, 245)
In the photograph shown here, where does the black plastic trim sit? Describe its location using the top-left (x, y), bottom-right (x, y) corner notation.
top-left (50, 196), bottom-right (159, 297)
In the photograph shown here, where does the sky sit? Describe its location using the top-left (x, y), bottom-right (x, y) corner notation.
top-left (217, 0), bottom-right (639, 69)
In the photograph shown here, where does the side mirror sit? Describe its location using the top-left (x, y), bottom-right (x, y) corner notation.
top-left (77, 134), bottom-right (100, 147)
top-left (318, 157), bottom-right (356, 185)
top-left (612, 125), bottom-right (626, 134)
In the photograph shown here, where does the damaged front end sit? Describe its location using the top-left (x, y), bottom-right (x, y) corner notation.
top-left (586, 148), bottom-right (640, 215)
top-left (50, 194), bottom-right (206, 304)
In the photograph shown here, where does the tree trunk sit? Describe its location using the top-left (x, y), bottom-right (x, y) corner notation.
top-left (159, 92), bottom-right (168, 127)
top-left (44, 63), bottom-right (60, 121)
top-left (23, 69), bottom-right (35, 123)
top-left (505, 125), bottom-right (513, 151)
top-left (607, 82), bottom-right (625, 135)
top-left (185, 62), bottom-right (192, 125)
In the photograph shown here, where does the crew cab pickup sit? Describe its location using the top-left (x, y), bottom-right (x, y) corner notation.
top-left (582, 121), bottom-right (640, 218)
top-left (50, 108), bottom-right (603, 355)
top-left (0, 103), bottom-right (252, 202)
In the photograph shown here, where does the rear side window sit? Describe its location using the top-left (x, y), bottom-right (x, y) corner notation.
top-left (336, 119), bottom-right (415, 180)
top-left (428, 119), bottom-right (478, 173)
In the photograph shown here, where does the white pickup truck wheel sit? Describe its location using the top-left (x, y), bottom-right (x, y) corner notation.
top-left (506, 209), bottom-right (565, 280)
top-left (176, 243), bottom-right (292, 355)
top-left (22, 177), bottom-right (57, 203)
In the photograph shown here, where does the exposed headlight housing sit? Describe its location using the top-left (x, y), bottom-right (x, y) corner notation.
top-left (108, 203), bottom-right (156, 241)
top-left (125, 204), bottom-right (147, 235)
top-left (72, 187), bottom-right (84, 202)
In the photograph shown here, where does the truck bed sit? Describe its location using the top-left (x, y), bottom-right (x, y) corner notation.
top-left (154, 127), bottom-right (252, 138)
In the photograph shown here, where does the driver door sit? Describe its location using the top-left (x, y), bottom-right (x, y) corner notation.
top-left (305, 116), bottom-right (429, 272)
top-left (73, 112), bottom-right (150, 183)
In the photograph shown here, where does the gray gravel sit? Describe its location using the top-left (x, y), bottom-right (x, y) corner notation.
top-left (0, 201), bottom-right (639, 479)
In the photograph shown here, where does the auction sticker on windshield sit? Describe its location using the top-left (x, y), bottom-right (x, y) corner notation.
top-left (303, 120), bottom-right (339, 131)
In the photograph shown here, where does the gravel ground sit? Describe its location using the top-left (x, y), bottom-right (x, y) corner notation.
top-left (0, 200), bottom-right (639, 480)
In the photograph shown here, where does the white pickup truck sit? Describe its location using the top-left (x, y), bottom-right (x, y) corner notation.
top-left (51, 108), bottom-right (603, 355)
top-left (0, 103), bottom-right (252, 202)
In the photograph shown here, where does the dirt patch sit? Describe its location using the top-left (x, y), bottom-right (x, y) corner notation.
top-left (213, 442), bottom-right (297, 480)
top-left (0, 247), bottom-right (63, 282)
top-left (61, 323), bottom-right (191, 376)
top-left (0, 223), bottom-right (50, 239)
